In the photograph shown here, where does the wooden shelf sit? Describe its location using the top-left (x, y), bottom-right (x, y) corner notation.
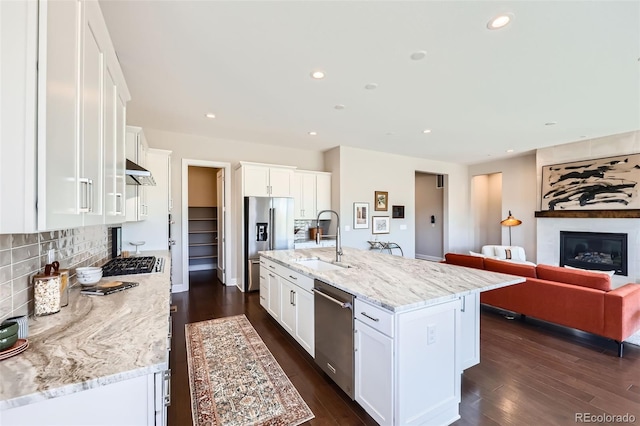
top-left (188, 206), bottom-right (218, 270)
top-left (535, 209), bottom-right (640, 218)
top-left (189, 255), bottom-right (218, 260)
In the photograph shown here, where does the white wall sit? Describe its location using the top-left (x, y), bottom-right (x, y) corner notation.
top-left (536, 130), bottom-right (640, 287)
top-left (143, 128), bottom-right (325, 288)
top-left (470, 173), bottom-right (502, 250)
top-left (469, 153), bottom-right (537, 262)
top-left (325, 146), bottom-right (472, 258)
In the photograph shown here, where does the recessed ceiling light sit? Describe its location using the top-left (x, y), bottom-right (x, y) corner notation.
top-left (364, 83), bottom-right (378, 90)
top-left (487, 13), bottom-right (513, 30)
top-left (310, 70), bottom-right (325, 79)
top-left (423, 129), bottom-right (432, 134)
top-left (308, 131), bottom-right (317, 136)
top-left (545, 121), bottom-right (557, 126)
top-left (410, 51), bottom-right (427, 61)
top-left (205, 113), bottom-right (216, 119)
top-left (334, 104), bottom-right (345, 110)
top-left (506, 149), bottom-right (514, 153)
top-left (580, 135), bottom-right (587, 138)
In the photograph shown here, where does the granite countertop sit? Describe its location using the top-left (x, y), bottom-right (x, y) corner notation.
top-left (0, 251), bottom-right (171, 411)
top-left (260, 247), bottom-right (525, 313)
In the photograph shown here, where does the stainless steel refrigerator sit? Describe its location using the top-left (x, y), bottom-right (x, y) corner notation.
top-left (244, 196), bottom-right (294, 292)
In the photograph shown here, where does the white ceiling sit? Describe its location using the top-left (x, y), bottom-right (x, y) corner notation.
top-left (99, 1), bottom-right (640, 165)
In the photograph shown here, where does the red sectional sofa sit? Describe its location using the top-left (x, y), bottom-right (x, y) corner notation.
top-left (444, 253), bottom-right (640, 357)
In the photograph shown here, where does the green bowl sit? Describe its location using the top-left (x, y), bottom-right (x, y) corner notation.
top-left (0, 332), bottom-right (18, 351)
top-left (0, 321), bottom-right (18, 339)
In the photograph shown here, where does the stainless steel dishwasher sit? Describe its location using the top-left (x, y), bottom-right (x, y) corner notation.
top-left (313, 279), bottom-right (355, 399)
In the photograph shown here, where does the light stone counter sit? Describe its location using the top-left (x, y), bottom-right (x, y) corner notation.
top-left (261, 247), bottom-right (525, 312)
top-left (0, 251), bottom-right (171, 411)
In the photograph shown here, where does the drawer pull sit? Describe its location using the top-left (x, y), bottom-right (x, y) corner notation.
top-left (269, 273), bottom-right (276, 278)
top-left (268, 264), bottom-right (276, 269)
top-left (260, 275), bottom-right (266, 280)
top-left (288, 275), bottom-right (298, 280)
top-left (361, 312), bottom-right (380, 322)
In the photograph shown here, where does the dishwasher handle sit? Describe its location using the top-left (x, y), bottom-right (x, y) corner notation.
top-left (313, 288), bottom-right (352, 309)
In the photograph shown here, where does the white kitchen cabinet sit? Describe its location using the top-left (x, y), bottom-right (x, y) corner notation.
top-left (354, 319), bottom-right (393, 426)
top-left (122, 149), bottom-right (173, 251)
top-left (36, 0), bottom-right (130, 231)
top-left (126, 126), bottom-right (149, 222)
top-left (261, 257), bottom-right (314, 356)
top-left (0, 372), bottom-right (165, 425)
top-left (240, 162), bottom-right (295, 197)
top-left (261, 265), bottom-right (281, 321)
top-left (0, 0), bottom-right (38, 233)
top-left (293, 170), bottom-right (332, 219)
top-left (460, 292), bottom-right (480, 370)
top-left (354, 297), bottom-right (462, 425)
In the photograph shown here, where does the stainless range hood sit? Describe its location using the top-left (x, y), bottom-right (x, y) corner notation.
top-left (126, 159), bottom-right (156, 186)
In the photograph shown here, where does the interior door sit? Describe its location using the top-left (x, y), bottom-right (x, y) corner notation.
top-left (216, 169), bottom-right (225, 283)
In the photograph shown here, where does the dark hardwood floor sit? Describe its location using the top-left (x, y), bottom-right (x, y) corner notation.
top-left (169, 271), bottom-right (640, 426)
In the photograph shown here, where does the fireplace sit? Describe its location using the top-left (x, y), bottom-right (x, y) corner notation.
top-left (559, 231), bottom-right (627, 276)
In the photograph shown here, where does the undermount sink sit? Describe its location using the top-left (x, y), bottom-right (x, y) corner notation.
top-left (291, 257), bottom-right (350, 271)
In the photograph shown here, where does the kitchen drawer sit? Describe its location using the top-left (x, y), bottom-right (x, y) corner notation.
top-left (259, 284), bottom-right (268, 309)
top-left (354, 299), bottom-right (394, 338)
top-left (260, 258), bottom-right (279, 275)
top-left (280, 267), bottom-right (314, 293)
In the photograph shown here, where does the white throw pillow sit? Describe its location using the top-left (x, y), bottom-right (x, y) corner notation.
top-left (494, 246), bottom-right (526, 262)
top-left (469, 251), bottom-right (485, 257)
top-left (564, 265), bottom-right (615, 277)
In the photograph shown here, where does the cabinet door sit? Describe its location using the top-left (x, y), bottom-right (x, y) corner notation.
top-left (300, 173), bottom-right (316, 218)
top-left (292, 173), bottom-right (304, 219)
top-left (280, 279), bottom-right (296, 335)
top-left (37, 0), bottom-right (83, 231)
top-left (266, 271), bottom-right (280, 320)
top-left (138, 132), bottom-right (149, 220)
top-left (80, 0), bottom-right (105, 225)
top-left (115, 91), bottom-right (127, 218)
top-left (259, 266), bottom-right (268, 309)
top-left (460, 292), bottom-right (480, 370)
top-left (0, 0), bottom-right (38, 233)
top-left (294, 288), bottom-right (314, 356)
top-left (103, 66), bottom-right (118, 223)
top-left (355, 319), bottom-right (393, 425)
top-left (268, 167), bottom-right (294, 197)
top-left (316, 173), bottom-right (332, 217)
top-left (243, 165), bottom-right (270, 197)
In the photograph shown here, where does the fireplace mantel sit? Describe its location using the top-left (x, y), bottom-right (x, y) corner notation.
top-left (535, 210), bottom-right (640, 219)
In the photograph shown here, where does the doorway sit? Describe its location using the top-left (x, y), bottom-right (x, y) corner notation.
top-left (415, 172), bottom-right (444, 261)
top-left (181, 159), bottom-right (232, 291)
top-left (470, 172), bottom-right (502, 250)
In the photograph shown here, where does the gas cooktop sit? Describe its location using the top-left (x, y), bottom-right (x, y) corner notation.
top-left (102, 256), bottom-right (164, 277)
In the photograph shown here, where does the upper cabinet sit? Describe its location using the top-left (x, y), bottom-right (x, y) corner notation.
top-left (293, 171), bottom-right (332, 220)
top-left (37, 0), bottom-right (130, 231)
top-left (0, 0), bottom-right (38, 233)
top-left (125, 126), bottom-right (149, 222)
top-left (0, 0), bottom-right (129, 232)
top-left (240, 162), bottom-right (295, 197)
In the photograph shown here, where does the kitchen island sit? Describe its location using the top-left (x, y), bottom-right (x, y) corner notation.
top-left (260, 247), bottom-right (525, 426)
top-left (0, 251), bottom-right (172, 426)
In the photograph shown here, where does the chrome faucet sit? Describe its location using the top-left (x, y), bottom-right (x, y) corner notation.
top-left (315, 210), bottom-right (342, 262)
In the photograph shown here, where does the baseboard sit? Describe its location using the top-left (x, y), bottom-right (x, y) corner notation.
top-left (227, 278), bottom-right (237, 287)
top-left (172, 282), bottom-right (188, 293)
top-left (416, 254), bottom-right (443, 262)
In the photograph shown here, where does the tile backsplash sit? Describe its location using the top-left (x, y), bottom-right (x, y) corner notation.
top-left (294, 219), bottom-right (330, 242)
top-left (0, 225), bottom-right (113, 322)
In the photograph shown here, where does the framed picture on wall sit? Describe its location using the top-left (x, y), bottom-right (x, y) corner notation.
top-left (392, 205), bottom-right (405, 219)
top-left (353, 202), bottom-right (369, 229)
top-left (375, 191), bottom-right (388, 211)
top-left (372, 216), bottom-right (390, 234)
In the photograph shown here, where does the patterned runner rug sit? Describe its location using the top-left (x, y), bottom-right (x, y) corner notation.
top-left (185, 314), bottom-right (314, 426)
